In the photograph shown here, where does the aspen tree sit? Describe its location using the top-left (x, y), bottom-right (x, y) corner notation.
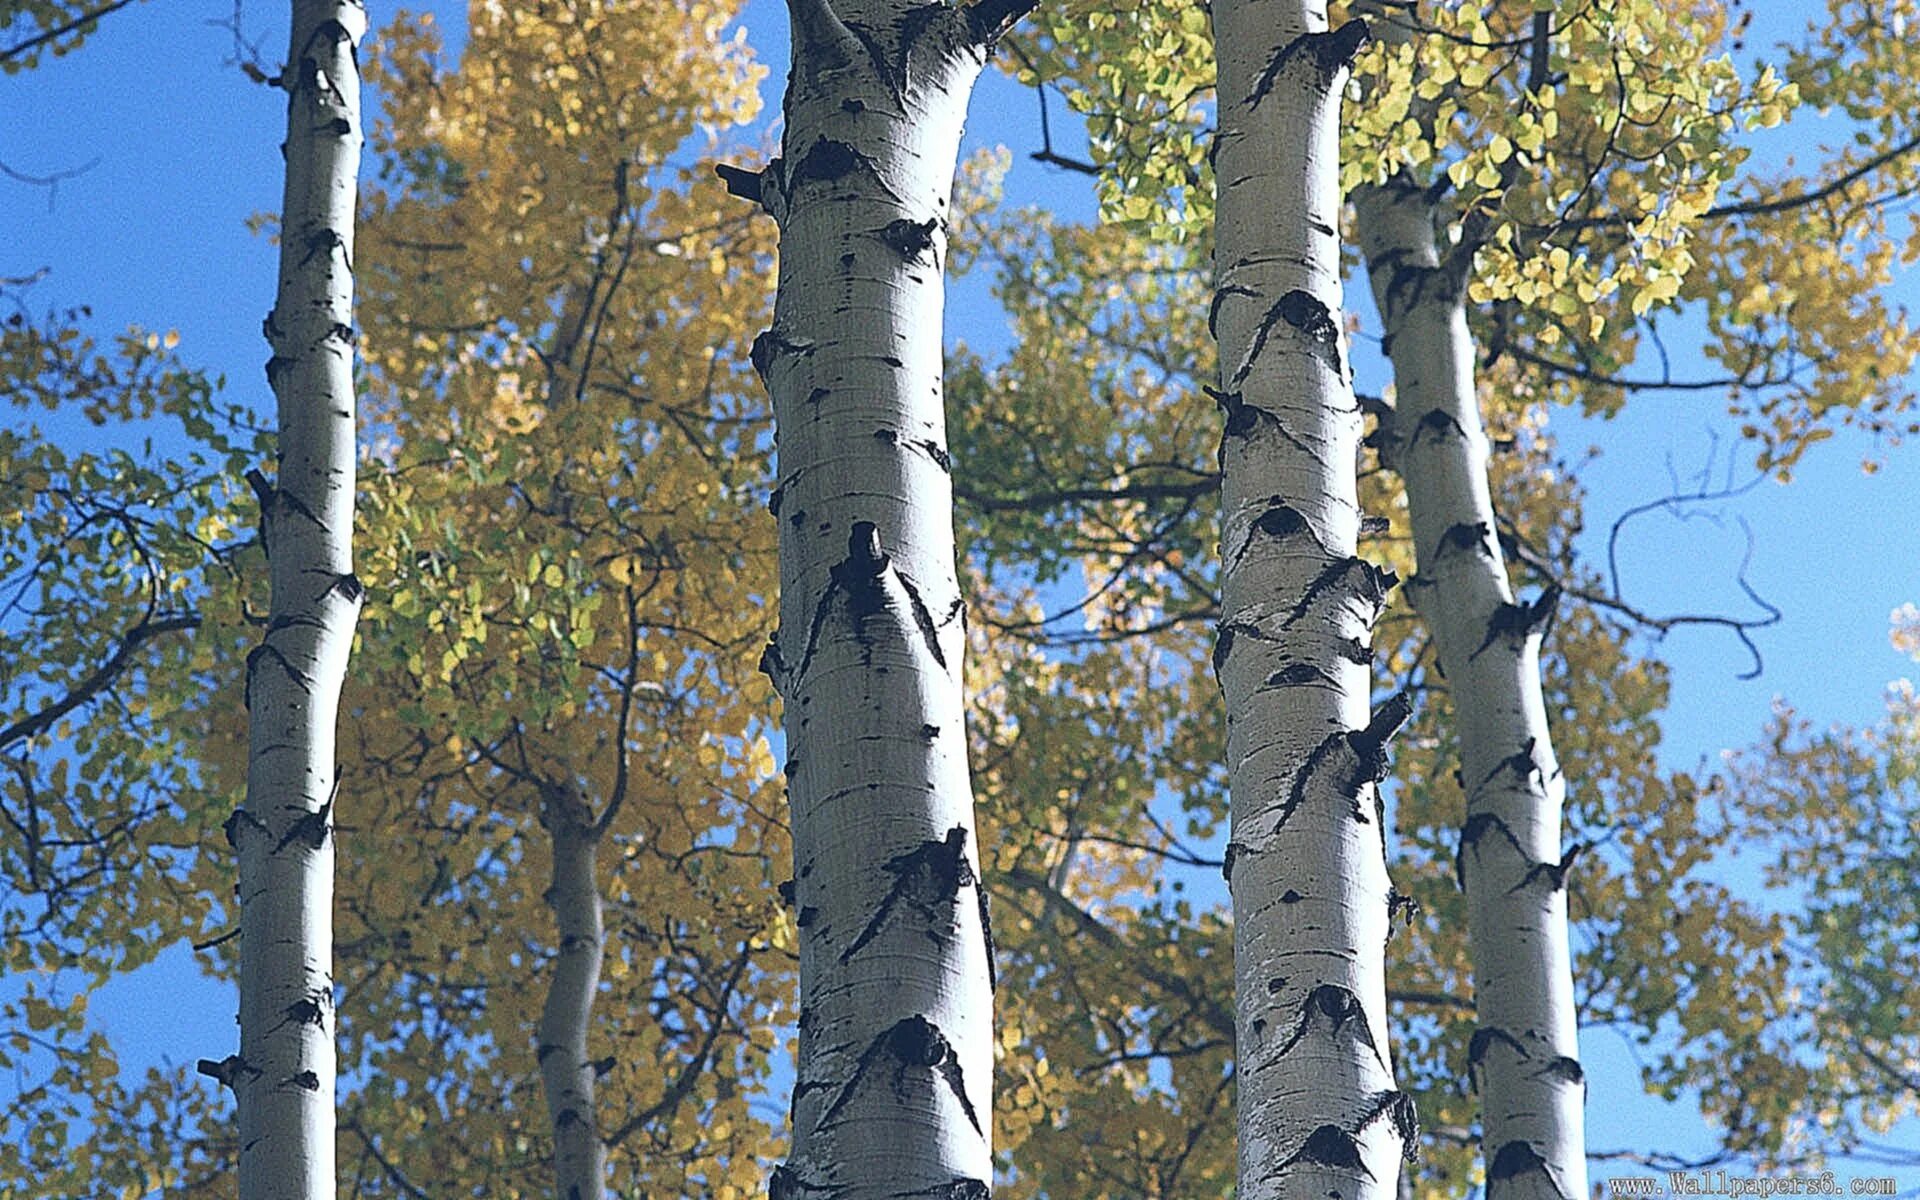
top-left (1343, 9), bottom-right (1584, 1193)
top-left (1354, 177), bottom-right (1585, 1200)
top-left (719, 0), bottom-right (1034, 1192)
top-left (198, 3), bottom-right (365, 1199)
top-left (1210, 3), bottom-right (1415, 1196)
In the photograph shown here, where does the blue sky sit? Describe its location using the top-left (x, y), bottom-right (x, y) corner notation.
top-left (3, 0), bottom-right (1917, 1188)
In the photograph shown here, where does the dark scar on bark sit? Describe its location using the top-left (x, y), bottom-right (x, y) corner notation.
top-left (1249, 19), bottom-right (1372, 108)
top-left (842, 826), bottom-right (978, 963)
top-left (1269, 983), bottom-right (1388, 1072)
top-left (1455, 811), bottom-right (1527, 889)
top-left (1283, 555), bottom-right (1397, 627)
top-left (1467, 1024), bottom-right (1531, 1092)
top-left (1472, 585), bottom-right (1560, 660)
top-left (817, 1014), bottom-right (982, 1137)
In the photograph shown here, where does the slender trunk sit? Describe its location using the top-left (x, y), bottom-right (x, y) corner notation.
top-left (529, 288), bottom-right (607, 1200)
top-left (723, 0), bottom-right (1030, 1193)
top-left (202, 4), bottom-right (365, 1198)
top-left (536, 780), bottom-right (608, 1200)
top-left (1355, 178), bottom-right (1587, 1200)
top-left (1210, 6), bottom-right (1416, 1198)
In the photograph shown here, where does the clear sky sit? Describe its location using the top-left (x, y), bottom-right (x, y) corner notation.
top-left (3, 0), bottom-right (1916, 1188)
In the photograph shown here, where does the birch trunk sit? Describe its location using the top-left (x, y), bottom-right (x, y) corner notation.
top-left (1211, 5), bottom-right (1416, 1198)
top-left (201, 4), bottom-right (366, 1199)
top-left (721, 0), bottom-right (1031, 1193)
top-left (528, 289), bottom-right (609, 1200)
top-left (536, 779), bottom-right (608, 1200)
top-left (1354, 177), bottom-right (1587, 1200)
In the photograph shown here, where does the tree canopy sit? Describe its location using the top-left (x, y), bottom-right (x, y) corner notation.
top-left (3, 0), bottom-right (1918, 1195)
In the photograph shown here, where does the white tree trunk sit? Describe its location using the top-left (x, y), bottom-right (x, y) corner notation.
top-left (536, 780), bottom-right (608, 1200)
top-left (1211, 7), bottom-right (1416, 1199)
top-left (723, 1), bottom-right (1030, 1194)
top-left (202, 4), bottom-right (365, 1199)
top-left (1355, 179), bottom-right (1587, 1200)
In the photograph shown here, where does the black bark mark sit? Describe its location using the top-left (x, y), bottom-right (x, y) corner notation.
top-left (789, 137), bottom-right (873, 188)
top-left (274, 796), bottom-right (332, 853)
top-left (1376, 257), bottom-right (1455, 318)
top-left (298, 227), bottom-right (351, 271)
top-left (1471, 585), bottom-right (1560, 660)
top-left (1269, 1088), bottom-right (1418, 1175)
top-left (899, 574), bottom-right (959, 673)
top-left (1279, 732), bottom-right (1345, 833)
top-left (792, 522), bottom-right (888, 683)
top-left (1475, 736), bottom-right (1541, 795)
top-left (842, 825), bottom-right (978, 963)
top-left (1249, 19), bottom-right (1372, 109)
top-left (1455, 811), bottom-right (1526, 889)
top-left (1209, 284), bottom-right (1258, 338)
top-left (243, 642), bottom-right (311, 712)
top-left (1276, 290), bottom-right (1343, 378)
top-left (1348, 691), bottom-right (1414, 789)
top-left (223, 808), bottom-right (269, 848)
top-left (1283, 555), bottom-right (1397, 628)
top-left (963, 0), bottom-right (1039, 47)
top-left (1279, 692), bottom-right (1411, 831)
top-left (1265, 662), bottom-right (1335, 688)
top-left (1279, 1125), bottom-right (1368, 1175)
top-left (196, 1053), bottom-right (260, 1091)
top-left (246, 465), bottom-right (325, 562)
top-left (1210, 385), bottom-right (1317, 464)
top-left (1231, 497), bottom-right (1319, 571)
top-left (917, 439), bottom-right (953, 472)
top-left (1467, 1025), bottom-right (1530, 1091)
top-left (1507, 842), bottom-right (1582, 895)
top-left (1438, 520), bottom-right (1493, 559)
top-left (1532, 1055), bottom-right (1586, 1089)
top-left (1488, 1141), bottom-right (1570, 1200)
top-left (898, 1179), bottom-right (992, 1200)
top-left (875, 216), bottom-right (940, 263)
top-left (1233, 289), bottom-right (1345, 385)
top-left (1270, 983), bottom-right (1387, 1071)
top-left (817, 1014), bottom-right (982, 1137)
top-left (750, 327), bottom-right (816, 386)
top-left (1410, 408), bottom-right (1467, 444)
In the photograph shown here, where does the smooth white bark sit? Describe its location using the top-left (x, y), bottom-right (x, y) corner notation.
top-left (536, 780), bottom-right (608, 1200)
top-left (1355, 179), bottom-right (1587, 1200)
top-left (205, 4), bottom-right (365, 1198)
top-left (1211, 6), bottom-right (1415, 1198)
top-left (728, 1), bottom-right (1029, 1195)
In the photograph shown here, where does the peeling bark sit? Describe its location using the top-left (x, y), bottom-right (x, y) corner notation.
top-left (219, 4), bottom-right (366, 1199)
top-left (1212, 5), bottom-right (1414, 1197)
top-left (727, 0), bottom-right (1029, 1193)
top-left (1355, 177), bottom-right (1586, 1200)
